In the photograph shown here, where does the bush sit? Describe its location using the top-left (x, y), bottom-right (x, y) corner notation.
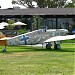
top-left (18, 28), bottom-right (28, 34)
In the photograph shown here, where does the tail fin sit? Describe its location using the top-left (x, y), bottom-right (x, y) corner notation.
top-left (0, 32), bottom-right (5, 39)
top-left (0, 32), bottom-right (7, 46)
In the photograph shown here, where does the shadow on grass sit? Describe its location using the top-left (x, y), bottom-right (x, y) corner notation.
top-left (0, 46), bottom-right (75, 53)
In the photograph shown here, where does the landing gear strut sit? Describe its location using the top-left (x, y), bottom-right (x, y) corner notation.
top-left (2, 46), bottom-right (6, 52)
top-left (46, 43), bottom-right (52, 49)
top-left (54, 42), bottom-right (61, 50)
top-left (2, 44), bottom-right (7, 52)
top-left (45, 42), bottom-right (61, 50)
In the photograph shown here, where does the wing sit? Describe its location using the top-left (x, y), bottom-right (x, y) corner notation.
top-left (44, 35), bottom-right (75, 43)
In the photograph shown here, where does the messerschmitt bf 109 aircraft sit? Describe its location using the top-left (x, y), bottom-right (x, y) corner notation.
top-left (0, 29), bottom-right (75, 51)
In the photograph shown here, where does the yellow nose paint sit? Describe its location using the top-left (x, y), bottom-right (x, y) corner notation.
top-left (0, 32), bottom-right (5, 39)
top-left (0, 40), bottom-right (7, 46)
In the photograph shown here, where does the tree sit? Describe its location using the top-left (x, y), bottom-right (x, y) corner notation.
top-left (12, 0), bottom-right (34, 8)
top-left (36, 0), bottom-right (67, 8)
top-left (32, 15), bottom-right (41, 30)
top-left (72, 0), bottom-right (75, 3)
top-left (65, 0), bottom-right (75, 8)
top-left (65, 3), bottom-right (75, 8)
top-left (12, 0), bottom-right (71, 8)
top-left (6, 19), bottom-right (15, 30)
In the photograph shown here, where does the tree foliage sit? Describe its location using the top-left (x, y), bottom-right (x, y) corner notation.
top-left (72, 0), bottom-right (75, 3)
top-left (12, 0), bottom-right (73, 8)
top-left (36, 0), bottom-right (67, 8)
top-left (65, 0), bottom-right (75, 8)
top-left (65, 3), bottom-right (75, 8)
top-left (32, 15), bottom-right (41, 30)
top-left (6, 19), bottom-right (15, 30)
top-left (12, 0), bottom-right (34, 8)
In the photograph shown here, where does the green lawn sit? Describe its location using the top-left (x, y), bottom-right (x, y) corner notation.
top-left (63, 39), bottom-right (75, 43)
top-left (0, 44), bottom-right (75, 75)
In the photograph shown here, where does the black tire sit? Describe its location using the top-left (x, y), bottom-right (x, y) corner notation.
top-left (54, 44), bottom-right (61, 50)
top-left (2, 48), bottom-right (6, 52)
top-left (46, 43), bottom-right (52, 49)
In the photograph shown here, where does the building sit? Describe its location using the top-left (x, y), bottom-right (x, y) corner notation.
top-left (0, 8), bottom-right (75, 31)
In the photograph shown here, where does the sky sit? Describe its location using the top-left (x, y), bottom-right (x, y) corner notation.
top-left (0, 0), bottom-right (13, 9)
top-left (0, 0), bottom-right (71, 9)
top-left (0, 0), bottom-right (37, 9)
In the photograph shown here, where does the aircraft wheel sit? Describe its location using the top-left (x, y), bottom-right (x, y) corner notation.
top-left (46, 43), bottom-right (52, 49)
top-left (54, 44), bottom-right (61, 50)
top-left (2, 48), bottom-right (6, 52)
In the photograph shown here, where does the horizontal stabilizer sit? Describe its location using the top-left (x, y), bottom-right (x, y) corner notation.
top-left (0, 37), bottom-right (12, 40)
top-left (44, 35), bottom-right (75, 43)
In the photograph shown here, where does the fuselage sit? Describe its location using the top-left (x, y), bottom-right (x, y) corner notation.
top-left (5, 29), bottom-right (68, 46)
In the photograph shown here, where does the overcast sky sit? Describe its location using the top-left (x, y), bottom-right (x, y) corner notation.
top-left (0, 0), bottom-right (72, 9)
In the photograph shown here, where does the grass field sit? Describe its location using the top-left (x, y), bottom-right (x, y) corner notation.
top-left (63, 39), bottom-right (75, 43)
top-left (0, 44), bottom-right (75, 75)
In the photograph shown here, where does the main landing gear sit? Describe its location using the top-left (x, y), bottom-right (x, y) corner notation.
top-left (54, 41), bottom-right (61, 50)
top-left (46, 43), bottom-right (52, 49)
top-left (46, 42), bottom-right (61, 50)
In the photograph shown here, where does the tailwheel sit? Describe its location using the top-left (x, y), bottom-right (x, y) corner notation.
top-left (54, 44), bottom-right (61, 50)
top-left (46, 43), bottom-right (52, 49)
top-left (2, 46), bottom-right (7, 52)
